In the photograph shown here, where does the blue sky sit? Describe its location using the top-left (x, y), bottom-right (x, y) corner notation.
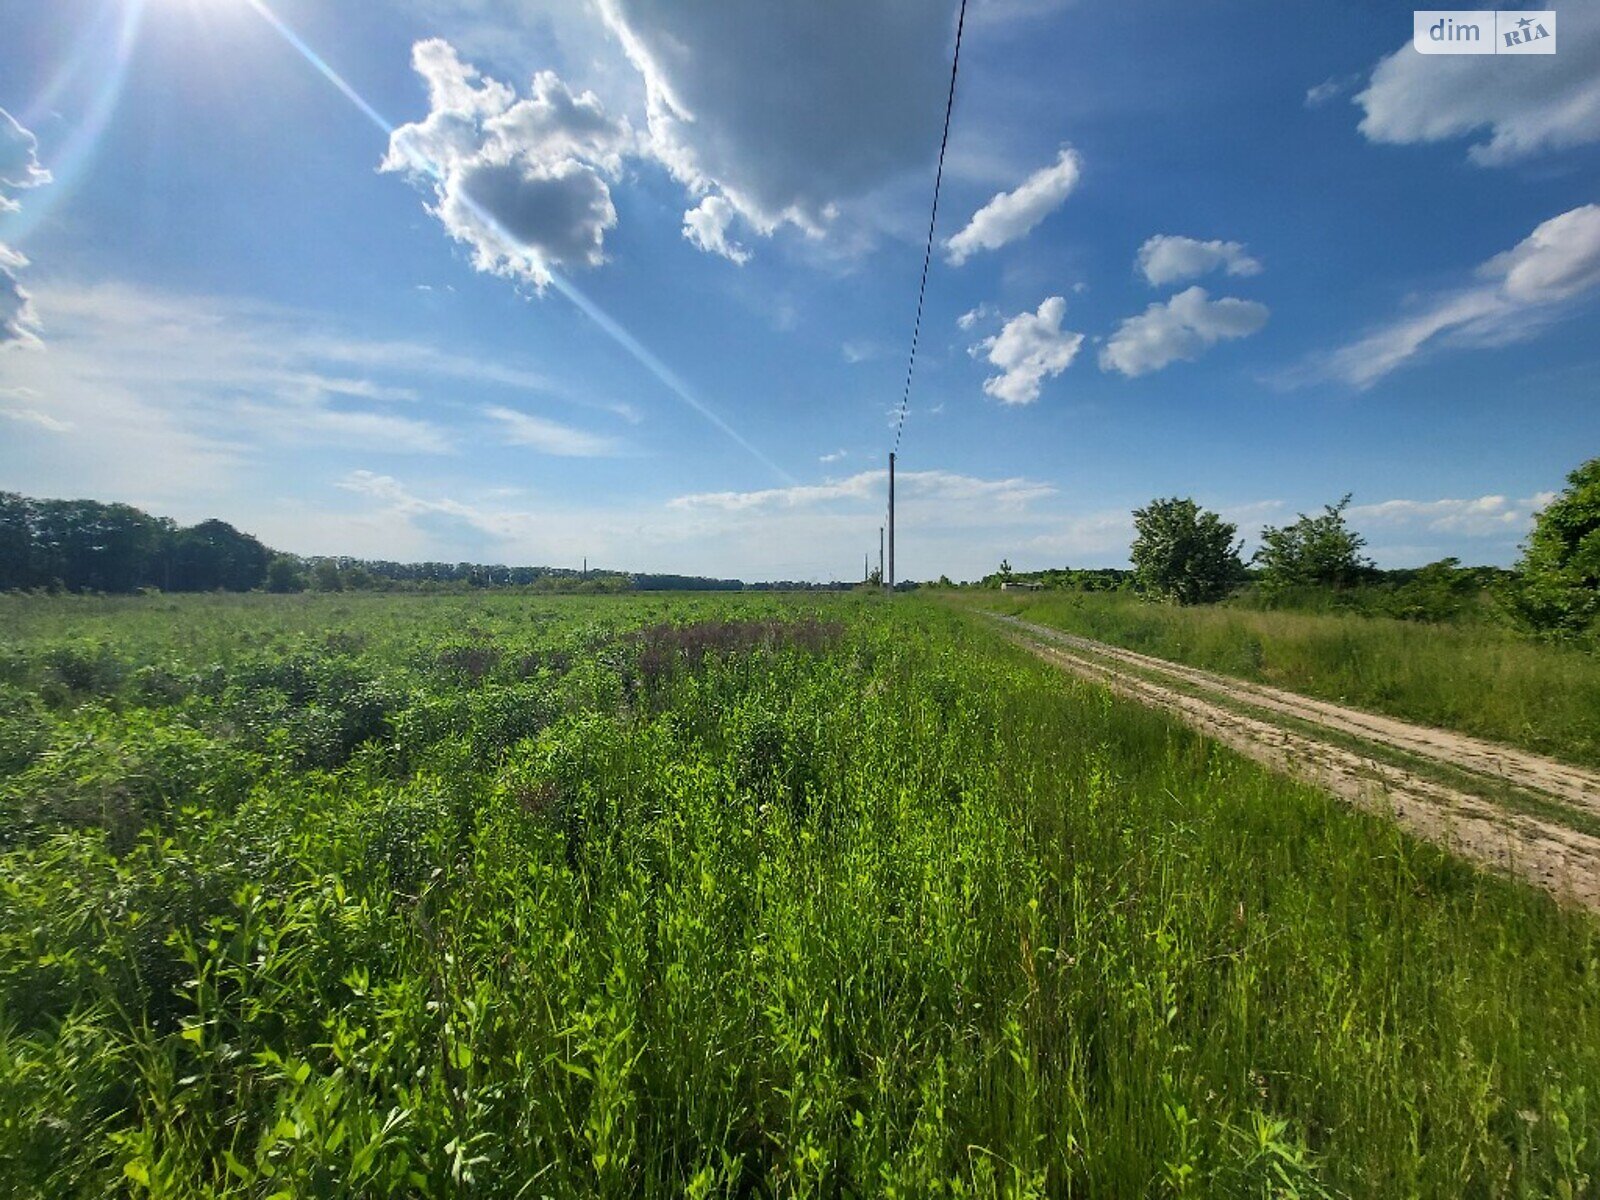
top-left (1, 0), bottom-right (1597, 580)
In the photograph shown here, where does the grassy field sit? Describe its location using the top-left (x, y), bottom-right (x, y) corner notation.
top-left (2, 592), bottom-right (1599, 1196)
top-left (962, 590), bottom-right (1600, 769)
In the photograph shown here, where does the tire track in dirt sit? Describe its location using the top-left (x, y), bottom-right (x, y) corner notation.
top-left (992, 613), bottom-right (1600, 912)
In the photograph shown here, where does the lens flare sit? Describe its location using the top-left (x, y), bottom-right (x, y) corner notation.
top-left (2, 0), bottom-right (145, 245)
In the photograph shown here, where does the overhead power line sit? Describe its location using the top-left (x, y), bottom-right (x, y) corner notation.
top-left (890, 0), bottom-right (969, 456)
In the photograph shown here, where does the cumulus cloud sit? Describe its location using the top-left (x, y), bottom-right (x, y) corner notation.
top-left (1355, 6), bottom-right (1600, 164)
top-left (485, 404), bottom-right (621, 456)
top-left (596, 0), bottom-right (958, 257)
top-left (1136, 235), bottom-right (1262, 287)
top-left (945, 148), bottom-right (1081, 265)
top-left (973, 296), bottom-right (1084, 405)
top-left (382, 40), bottom-right (633, 289)
top-left (1325, 203), bottom-right (1600, 386)
top-left (1100, 286), bottom-right (1269, 377)
top-left (682, 195), bottom-right (750, 264)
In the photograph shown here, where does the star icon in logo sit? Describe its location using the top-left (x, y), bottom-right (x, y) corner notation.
top-left (1517, 15), bottom-right (1534, 29)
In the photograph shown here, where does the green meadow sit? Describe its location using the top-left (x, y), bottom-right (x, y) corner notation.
top-left (963, 589), bottom-right (1600, 770)
top-left (1, 592), bottom-right (1597, 1197)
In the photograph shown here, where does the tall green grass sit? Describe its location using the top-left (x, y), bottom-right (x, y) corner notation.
top-left (965, 590), bottom-right (1600, 769)
top-left (1, 593), bottom-right (1597, 1196)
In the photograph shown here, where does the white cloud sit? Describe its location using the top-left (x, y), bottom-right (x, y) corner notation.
top-left (0, 108), bottom-right (51, 210)
top-left (1305, 74), bottom-right (1360, 109)
top-left (596, 0), bottom-right (959, 257)
top-left (669, 468), bottom-right (1055, 513)
top-left (320, 464), bottom-right (1062, 582)
top-left (234, 400), bottom-right (451, 455)
top-left (1325, 203), bottom-right (1600, 386)
top-left (0, 400), bottom-right (70, 432)
top-left (957, 302), bottom-right (995, 331)
top-left (1024, 509), bottom-right (1137, 558)
top-left (841, 342), bottom-right (872, 364)
top-left (0, 243), bottom-right (40, 348)
top-left (682, 194), bottom-right (750, 264)
top-left (1348, 493), bottom-right (1556, 538)
top-left (945, 148), bottom-right (1082, 265)
top-left (1136, 235), bottom-right (1262, 287)
top-left (1355, 6), bottom-right (1600, 164)
top-left (382, 40), bottom-right (633, 289)
top-left (819, 449), bottom-right (848, 464)
top-left (0, 281), bottom-right (619, 504)
top-left (484, 404), bottom-right (621, 456)
top-left (974, 296), bottom-right (1084, 405)
top-left (0, 111), bottom-right (49, 348)
top-left (1100, 286), bottom-right (1269, 378)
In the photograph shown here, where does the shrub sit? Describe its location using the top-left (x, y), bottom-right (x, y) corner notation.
top-left (1130, 497), bottom-right (1243, 605)
top-left (1504, 457), bottom-right (1600, 641)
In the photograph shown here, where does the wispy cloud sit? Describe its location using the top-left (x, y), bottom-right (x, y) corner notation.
top-left (1348, 493), bottom-right (1555, 538)
top-left (485, 405), bottom-right (623, 457)
top-left (1305, 73), bottom-right (1361, 109)
top-left (1318, 203), bottom-right (1600, 386)
top-left (669, 469), bottom-right (1056, 513)
top-left (0, 280), bottom-right (633, 502)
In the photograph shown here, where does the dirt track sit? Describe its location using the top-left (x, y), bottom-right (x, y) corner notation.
top-left (992, 613), bottom-right (1600, 912)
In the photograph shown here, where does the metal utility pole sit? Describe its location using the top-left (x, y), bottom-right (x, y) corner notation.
top-left (879, 526), bottom-right (884, 587)
top-left (888, 452), bottom-right (896, 593)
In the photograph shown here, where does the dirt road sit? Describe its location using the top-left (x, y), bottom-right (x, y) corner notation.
top-left (991, 612), bottom-right (1600, 912)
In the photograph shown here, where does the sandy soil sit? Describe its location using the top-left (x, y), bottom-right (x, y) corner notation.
top-left (993, 613), bottom-right (1600, 912)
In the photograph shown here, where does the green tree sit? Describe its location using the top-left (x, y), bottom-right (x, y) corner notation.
top-left (169, 520), bottom-right (271, 591)
top-left (1505, 457), bottom-right (1600, 639)
top-left (1255, 495), bottom-right (1372, 590)
top-left (0, 493), bottom-right (36, 589)
top-left (310, 560), bottom-right (344, 592)
top-left (265, 555), bottom-right (307, 594)
top-left (1130, 497), bottom-right (1243, 605)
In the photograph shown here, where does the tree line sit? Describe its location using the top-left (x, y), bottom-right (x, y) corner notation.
top-left (0, 493), bottom-right (854, 595)
top-left (1123, 456), bottom-right (1600, 641)
top-left (0, 494), bottom-right (272, 594)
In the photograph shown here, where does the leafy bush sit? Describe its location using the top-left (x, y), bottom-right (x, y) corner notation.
top-left (1505, 456), bottom-right (1600, 641)
top-left (38, 640), bottom-right (127, 699)
top-left (1254, 495), bottom-right (1373, 590)
top-left (0, 684), bottom-right (49, 774)
top-left (1130, 497), bottom-right (1243, 605)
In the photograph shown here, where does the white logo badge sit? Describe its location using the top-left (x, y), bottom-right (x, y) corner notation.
top-left (1414, 10), bottom-right (1556, 54)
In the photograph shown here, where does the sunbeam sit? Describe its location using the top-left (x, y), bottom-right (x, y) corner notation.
top-left (1, 0), bottom-right (144, 246)
top-left (235, 0), bottom-right (793, 484)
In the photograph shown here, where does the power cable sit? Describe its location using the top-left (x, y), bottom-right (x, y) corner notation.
top-left (890, 0), bottom-right (969, 455)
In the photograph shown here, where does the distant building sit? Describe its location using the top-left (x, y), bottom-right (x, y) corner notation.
top-left (1000, 581), bottom-right (1043, 592)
